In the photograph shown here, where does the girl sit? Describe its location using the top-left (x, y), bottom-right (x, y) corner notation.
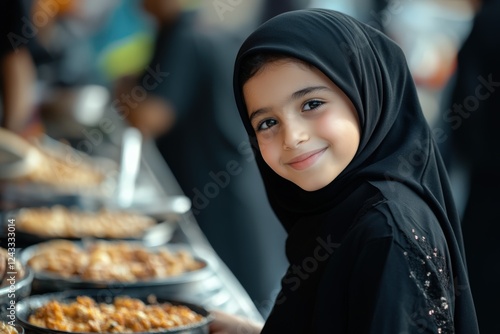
top-left (210, 8), bottom-right (479, 334)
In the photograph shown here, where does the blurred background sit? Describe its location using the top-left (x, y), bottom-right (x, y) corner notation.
top-left (2, 0), bottom-right (476, 210)
top-left (3, 0), bottom-right (498, 331)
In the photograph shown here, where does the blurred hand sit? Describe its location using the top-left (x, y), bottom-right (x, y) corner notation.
top-left (209, 310), bottom-right (263, 334)
top-left (125, 96), bottom-right (175, 139)
top-left (113, 75), bottom-right (175, 139)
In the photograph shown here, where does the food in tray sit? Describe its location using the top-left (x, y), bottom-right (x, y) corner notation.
top-left (16, 206), bottom-right (156, 239)
top-left (0, 129), bottom-right (105, 188)
top-left (0, 247), bottom-right (25, 287)
top-left (27, 295), bottom-right (205, 333)
top-left (23, 147), bottom-right (105, 187)
top-left (0, 322), bottom-right (20, 334)
top-left (26, 240), bottom-right (205, 282)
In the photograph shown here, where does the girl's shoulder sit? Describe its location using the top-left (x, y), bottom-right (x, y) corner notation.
top-left (346, 181), bottom-right (446, 251)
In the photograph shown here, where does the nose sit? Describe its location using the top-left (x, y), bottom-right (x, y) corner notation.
top-left (282, 119), bottom-right (309, 150)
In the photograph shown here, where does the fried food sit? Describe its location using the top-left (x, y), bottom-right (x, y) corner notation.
top-left (23, 145), bottom-right (105, 187)
top-left (28, 295), bottom-right (204, 333)
top-left (16, 206), bottom-right (156, 239)
top-left (26, 240), bottom-right (204, 282)
top-left (0, 248), bottom-right (25, 287)
top-left (0, 322), bottom-right (19, 334)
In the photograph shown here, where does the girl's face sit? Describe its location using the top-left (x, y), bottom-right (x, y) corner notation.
top-left (243, 59), bottom-right (361, 191)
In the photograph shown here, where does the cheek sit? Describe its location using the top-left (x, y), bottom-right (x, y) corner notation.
top-left (317, 115), bottom-right (335, 134)
top-left (316, 114), bottom-right (360, 152)
top-left (258, 140), bottom-right (281, 170)
top-left (315, 114), bottom-right (345, 138)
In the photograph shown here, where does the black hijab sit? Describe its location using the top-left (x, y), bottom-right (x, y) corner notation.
top-left (233, 7), bottom-right (474, 331)
top-left (234, 8), bottom-right (462, 246)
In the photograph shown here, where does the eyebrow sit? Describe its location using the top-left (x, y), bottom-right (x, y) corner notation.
top-left (291, 85), bottom-right (329, 100)
top-left (249, 85), bottom-right (330, 123)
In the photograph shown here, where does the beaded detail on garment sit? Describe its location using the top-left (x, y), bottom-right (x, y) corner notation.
top-left (403, 228), bottom-right (454, 334)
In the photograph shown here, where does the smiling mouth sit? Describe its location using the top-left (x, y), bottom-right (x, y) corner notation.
top-left (286, 148), bottom-right (327, 170)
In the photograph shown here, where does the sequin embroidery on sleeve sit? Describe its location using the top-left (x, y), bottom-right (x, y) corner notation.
top-left (403, 228), bottom-right (454, 334)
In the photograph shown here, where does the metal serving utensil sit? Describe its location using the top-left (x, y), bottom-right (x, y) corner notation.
top-left (116, 127), bottom-right (142, 208)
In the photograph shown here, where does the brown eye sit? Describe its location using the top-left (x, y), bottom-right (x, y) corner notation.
top-left (257, 119), bottom-right (278, 131)
top-left (303, 100), bottom-right (324, 111)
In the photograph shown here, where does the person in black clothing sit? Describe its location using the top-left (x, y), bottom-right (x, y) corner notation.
top-left (442, 1), bottom-right (500, 332)
top-left (210, 8), bottom-right (479, 333)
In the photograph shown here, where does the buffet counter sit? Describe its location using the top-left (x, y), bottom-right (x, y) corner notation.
top-left (0, 103), bottom-right (264, 327)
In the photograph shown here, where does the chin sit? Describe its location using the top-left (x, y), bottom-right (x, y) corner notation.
top-left (291, 173), bottom-right (338, 191)
top-left (295, 180), bottom-right (329, 192)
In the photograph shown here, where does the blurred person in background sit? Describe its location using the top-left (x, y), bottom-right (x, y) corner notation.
top-left (442, 0), bottom-right (500, 332)
top-left (121, 0), bottom-right (309, 316)
top-left (3, 0), bottom-right (121, 140)
top-left (0, 0), bottom-right (39, 138)
top-left (27, 0), bottom-right (120, 87)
